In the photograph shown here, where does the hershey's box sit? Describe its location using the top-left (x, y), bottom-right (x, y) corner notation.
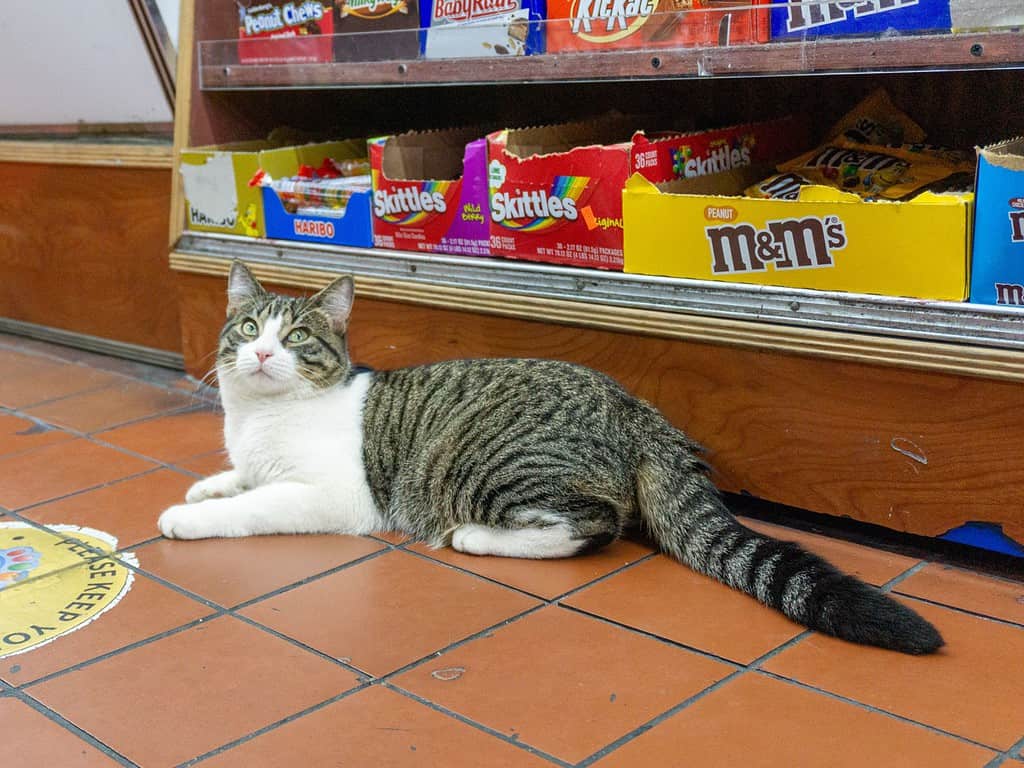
top-left (969, 138), bottom-right (1024, 307)
top-left (238, 1), bottom-right (335, 64)
top-left (370, 128), bottom-right (491, 256)
top-left (421, 0), bottom-right (546, 57)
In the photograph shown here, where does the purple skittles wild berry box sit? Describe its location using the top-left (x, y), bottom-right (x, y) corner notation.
top-left (369, 128), bottom-right (491, 256)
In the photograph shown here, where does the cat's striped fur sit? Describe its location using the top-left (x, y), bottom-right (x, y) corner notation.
top-left (160, 261), bottom-right (943, 655)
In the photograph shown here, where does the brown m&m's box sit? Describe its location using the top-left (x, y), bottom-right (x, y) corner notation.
top-left (335, 0), bottom-right (421, 61)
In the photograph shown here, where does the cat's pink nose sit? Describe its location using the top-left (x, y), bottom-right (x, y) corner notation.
top-left (255, 351), bottom-right (273, 364)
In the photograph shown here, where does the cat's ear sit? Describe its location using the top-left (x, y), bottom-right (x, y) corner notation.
top-left (313, 275), bottom-right (355, 332)
top-left (226, 260), bottom-right (265, 315)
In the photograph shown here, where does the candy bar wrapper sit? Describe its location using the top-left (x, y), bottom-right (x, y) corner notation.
top-left (777, 139), bottom-right (975, 200)
top-left (826, 88), bottom-right (928, 146)
top-left (238, 1), bottom-right (335, 64)
top-left (335, 0), bottom-right (420, 61)
top-left (421, 0), bottom-right (546, 57)
top-left (744, 171), bottom-right (812, 200)
top-left (546, 0), bottom-right (770, 52)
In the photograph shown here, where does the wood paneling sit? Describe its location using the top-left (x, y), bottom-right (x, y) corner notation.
top-left (176, 271), bottom-right (1024, 543)
top-left (0, 162), bottom-right (181, 353)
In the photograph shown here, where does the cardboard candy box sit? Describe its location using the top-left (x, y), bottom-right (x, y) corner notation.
top-left (369, 128), bottom-right (491, 256)
top-left (546, 0), bottom-right (770, 53)
top-left (623, 166), bottom-right (973, 301)
top-left (969, 138), bottom-right (1024, 307)
top-left (770, 0), bottom-right (1022, 39)
top-left (238, 1), bottom-right (335, 64)
top-left (180, 141), bottom-right (274, 237)
top-left (335, 0), bottom-right (420, 60)
top-left (420, 0), bottom-right (546, 57)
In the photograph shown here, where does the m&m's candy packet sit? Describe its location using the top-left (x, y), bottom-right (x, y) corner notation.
top-left (773, 139), bottom-right (974, 201)
top-left (825, 88), bottom-right (927, 147)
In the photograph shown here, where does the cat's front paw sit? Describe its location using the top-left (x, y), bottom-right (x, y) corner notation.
top-left (185, 472), bottom-right (242, 504)
top-left (158, 504), bottom-right (216, 540)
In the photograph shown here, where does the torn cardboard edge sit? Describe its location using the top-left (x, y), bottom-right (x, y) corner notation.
top-left (376, 126), bottom-right (493, 181)
top-left (977, 137), bottom-right (1024, 172)
top-left (492, 113), bottom-right (644, 160)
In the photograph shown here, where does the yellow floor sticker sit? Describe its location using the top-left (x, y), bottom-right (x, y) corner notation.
top-left (0, 523), bottom-right (137, 658)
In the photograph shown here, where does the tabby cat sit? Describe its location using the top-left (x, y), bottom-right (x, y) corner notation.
top-left (158, 261), bottom-right (943, 655)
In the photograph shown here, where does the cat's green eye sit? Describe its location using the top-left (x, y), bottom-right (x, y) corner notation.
top-left (287, 327), bottom-right (310, 344)
top-left (240, 319), bottom-right (259, 337)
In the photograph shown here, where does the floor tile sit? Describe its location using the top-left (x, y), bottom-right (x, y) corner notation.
top-left (0, 413), bottom-right (73, 459)
top-left (411, 539), bottom-right (653, 599)
top-left (0, 697), bottom-right (122, 767)
top-left (741, 517), bottom-right (921, 586)
top-left (25, 380), bottom-right (194, 433)
top-left (0, 350), bottom-right (120, 409)
top-left (895, 564), bottom-right (1024, 626)
top-left (28, 615), bottom-right (359, 768)
top-left (0, 440), bottom-right (155, 510)
top-left (176, 450), bottom-right (231, 477)
top-left (240, 550), bottom-right (540, 676)
top-left (136, 534), bottom-right (385, 607)
top-left (592, 672), bottom-right (994, 768)
top-left (2, 565), bottom-right (212, 686)
top-left (762, 597), bottom-right (1024, 750)
top-left (200, 685), bottom-right (552, 768)
top-left (371, 529), bottom-right (411, 545)
top-left (23, 469), bottom-right (193, 549)
top-left (392, 605), bottom-right (732, 764)
top-left (564, 555), bottom-right (803, 664)
top-left (95, 410), bottom-right (224, 464)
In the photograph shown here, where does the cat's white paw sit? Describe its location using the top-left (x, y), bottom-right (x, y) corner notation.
top-left (185, 473), bottom-right (242, 504)
top-left (451, 524), bottom-right (493, 556)
top-left (159, 504), bottom-right (216, 540)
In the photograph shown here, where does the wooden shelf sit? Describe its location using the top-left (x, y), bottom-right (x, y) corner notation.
top-left (198, 31), bottom-right (1024, 90)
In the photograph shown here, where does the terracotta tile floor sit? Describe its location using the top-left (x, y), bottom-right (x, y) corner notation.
top-left (1, 332), bottom-right (1023, 768)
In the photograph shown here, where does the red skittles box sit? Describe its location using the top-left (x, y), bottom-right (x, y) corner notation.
top-left (487, 116), bottom-right (639, 270)
top-left (630, 116), bottom-right (809, 184)
top-left (545, 0), bottom-right (770, 53)
top-left (369, 128), bottom-right (491, 256)
top-left (238, 2), bottom-right (335, 64)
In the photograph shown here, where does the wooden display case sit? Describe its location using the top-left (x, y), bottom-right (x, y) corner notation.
top-left (167, 0), bottom-right (1024, 551)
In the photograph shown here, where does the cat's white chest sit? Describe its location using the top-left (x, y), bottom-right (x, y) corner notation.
top-left (223, 373), bottom-right (377, 510)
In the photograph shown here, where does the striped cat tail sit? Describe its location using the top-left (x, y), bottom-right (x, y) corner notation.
top-left (636, 449), bottom-right (944, 655)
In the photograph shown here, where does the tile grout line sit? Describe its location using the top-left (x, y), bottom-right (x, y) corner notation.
top-left (889, 592), bottom-right (1024, 631)
top-left (754, 669), bottom-right (1004, 754)
top-left (175, 685), bottom-right (373, 768)
top-left (228, 613), bottom-right (371, 680)
top-left (15, 613), bottom-right (226, 691)
top-left (983, 732), bottom-right (1024, 768)
top-left (384, 683), bottom-right (574, 768)
top-left (573, 669), bottom-right (747, 768)
top-left (13, 687), bottom-right (141, 767)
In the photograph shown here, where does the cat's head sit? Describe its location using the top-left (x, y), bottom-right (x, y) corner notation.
top-left (216, 261), bottom-right (355, 397)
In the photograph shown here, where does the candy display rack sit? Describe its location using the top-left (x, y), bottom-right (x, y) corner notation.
top-left (168, 0), bottom-right (1024, 552)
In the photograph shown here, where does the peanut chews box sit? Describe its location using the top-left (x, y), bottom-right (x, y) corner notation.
top-left (487, 116), bottom-right (805, 270)
top-left (369, 127), bottom-right (490, 256)
top-left (623, 162), bottom-right (974, 301)
top-left (969, 138), bottom-right (1024, 307)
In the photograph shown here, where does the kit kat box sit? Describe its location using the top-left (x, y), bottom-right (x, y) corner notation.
top-left (238, 1), bottom-right (335, 64)
top-left (335, 0), bottom-right (420, 60)
top-left (370, 128), bottom-right (491, 256)
top-left (546, 0), bottom-right (770, 53)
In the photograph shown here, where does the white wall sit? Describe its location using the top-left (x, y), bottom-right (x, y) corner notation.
top-left (156, 0), bottom-right (180, 48)
top-left (0, 0), bottom-right (173, 125)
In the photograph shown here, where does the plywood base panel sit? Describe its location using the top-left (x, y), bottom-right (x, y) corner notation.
top-left (0, 162), bottom-right (180, 353)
